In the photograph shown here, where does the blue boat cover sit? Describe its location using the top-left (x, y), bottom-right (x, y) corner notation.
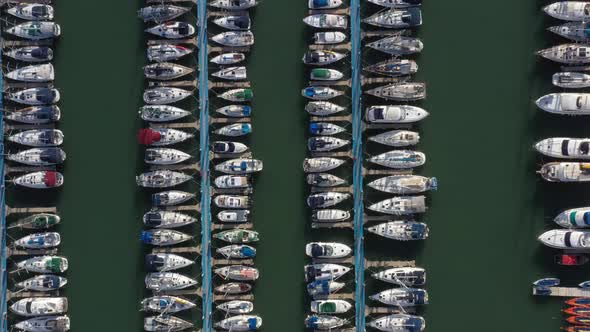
top-left (430, 177), bottom-right (438, 191)
top-left (247, 318), bottom-right (257, 330)
top-left (40, 148), bottom-right (65, 164)
top-left (141, 231), bottom-right (154, 244)
top-left (307, 280), bottom-right (329, 295)
top-left (584, 212), bottom-right (590, 226)
top-left (410, 223), bottom-right (427, 239)
top-left (406, 317), bottom-right (424, 332)
top-left (241, 246), bottom-right (256, 257)
top-left (305, 88), bottom-right (316, 97)
top-left (240, 161), bottom-right (248, 171)
top-left (313, 0), bottom-right (328, 7)
top-left (306, 316), bottom-right (319, 329)
top-left (309, 123), bottom-right (321, 134)
top-left (158, 299), bottom-right (169, 309)
top-left (242, 105), bottom-right (252, 116)
top-left (241, 124), bottom-right (251, 133)
top-left (31, 47), bottom-right (51, 60)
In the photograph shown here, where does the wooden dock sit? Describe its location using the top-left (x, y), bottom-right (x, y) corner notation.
top-left (310, 115), bottom-right (352, 123)
top-left (311, 150), bottom-right (352, 158)
top-left (5, 205), bottom-right (57, 216)
top-left (212, 258), bottom-right (254, 266)
top-left (361, 30), bottom-right (407, 39)
top-left (4, 123), bottom-right (55, 131)
top-left (164, 203), bottom-right (201, 213)
top-left (147, 38), bottom-right (198, 46)
top-left (362, 77), bottom-right (403, 86)
top-left (7, 248), bottom-right (58, 257)
top-left (313, 293), bottom-right (354, 300)
top-left (5, 165), bottom-right (55, 175)
top-left (365, 260), bottom-right (415, 268)
top-left (2, 39), bottom-right (52, 48)
top-left (211, 152), bottom-right (252, 160)
top-left (159, 287), bottom-right (202, 297)
top-left (209, 81), bottom-right (251, 89)
top-left (311, 185), bottom-right (353, 194)
top-left (211, 223), bottom-right (253, 231)
top-left (150, 120), bottom-right (199, 130)
top-left (308, 43), bottom-right (352, 52)
top-left (149, 162), bottom-right (200, 172)
top-left (312, 221), bottom-right (353, 229)
top-left (362, 168), bottom-right (413, 176)
top-left (146, 0), bottom-right (196, 3)
top-left (213, 293), bottom-right (254, 301)
top-left (363, 215), bottom-right (393, 223)
top-left (7, 291), bottom-right (55, 301)
top-left (208, 11), bottom-right (249, 18)
top-left (364, 123), bottom-right (413, 131)
top-left (3, 81), bottom-right (53, 91)
top-left (208, 46), bottom-right (250, 54)
top-left (0, 0), bottom-right (52, 5)
top-left (152, 246), bottom-right (201, 255)
top-left (309, 79), bottom-right (352, 87)
top-left (365, 307), bottom-right (405, 316)
top-left (209, 117), bottom-right (250, 124)
top-left (148, 80), bottom-right (197, 88)
top-left (210, 187), bottom-right (253, 196)
top-left (532, 286), bottom-right (590, 297)
top-left (309, 8), bottom-right (350, 15)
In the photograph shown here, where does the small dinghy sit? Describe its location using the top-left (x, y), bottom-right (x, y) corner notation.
top-left (15, 232), bottom-right (60, 249)
top-left (548, 22), bottom-right (590, 42)
top-left (214, 123), bottom-right (252, 137)
top-left (538, 229), bottom-right (590, 249)
top-left (15, 275), bottom-right (67, 292)
top-left (6, 63), bottom-right (54, 82)
top-left (364, 59), bottom-right (418, 77)
top-left (306, 101), bottom-right (345, 116)
top-left (213, 15), bottom-right (251, 30)
top-left (305, 263), bottom-right (351, 282)
top-left (16, 256), bottom-right (68, 274)
top-left (218, 300), bottom-right (254, 314)
top-left (140, 105), bottom-right (190, 122)
top-left (145, 272), bottom-right (198, 291)
top-left (365, 105), bottom-right (428, 123)
top-left (368, 175), bottom-right (437, 194)
top-left (209, 0), bottom-right (258, 10)
top-left (555, 207), bottom-right (590, 228)
top-left (14, 315), bottom-right (70, 332)
top-left (215, 158), bottom-right (263, 174)
top-left (303, 50), bottom-right (346, 65)
top-left (367, 197), bottom-right (427, 215)
top-left (212, 66), bottom-right (247, 81)
top-left (214, 195), bottom-right (250, 209)
top-left (310, 68), bottom-right (344, 81)
top-left (368, 221), bottom-right (429, 240)
top-left (368, 314), bottom-right (425, 332)
top-left (302, 86), bottom-right (344, 100)
top-left (140, 229), bottom-right (192, 246)
top-left (136, 170), bottom-right (192, 188)
top-left (308, 136), bottom-right (349, 152)
top-left (141, 296), bottom-right (195, 313)
top-left (146, 21), bottom-right (195, 39)
top-left (211, 53), bottom-right (246, 65)
top-left (307, 192), bottom-right (350, 208)
top-left (369, 130), bottom-right (420, 147)
top-left (215, 283), bottom-right (252, 294)
top-left (309, 122), bottom-right (346, 136)
top-left (303, 14), bottom-right (348, 29)
top-left (144, 63), bottom-right (193, 81)
top-left (6, 21), bottom-right (61, 40)
top-left (213, 141), bottom-right (249, 154)
top-left (215, 265), bottom-right (259, 281)
top-left (219, 88), bottom-right (254, 102)
top-left (10, 297), bottom-right (67, 317)
top-left (369, 150), bottom-right (426, 169)
top-left (215, 315), bottom-right (262, 331)
top-left (538, 162), bottom-right (590, 182)
top-left (217, 210), bottom-right (250, 223)
top-left (12, 213), bottom-right (60, 230)
top-left (7, 147), bottom-right (66, 166)
top-left (312, 209), bottom-right (350, 223)
top-left (370, 288), bottom-right (428, 307)
top-left (5, 105), bottom-right (60, 124)
top-left (367, 35), bottom-right (424, 55)
top-left (217, 244), bottom-right (256, 259)
top-left (216, 105), bottom-right (251, 117)
top-left (366, 82), bottom-right (426, 101)
top-left (145, 148), bottom-right (190, 165)
top-left (5, 46), bottom-right (53, 62)
top-left (555, 254), bottom-right (589, 266)
top-left (214, 175), bottom-right (250, 189)
top-left (303, 157), bottom-right (345, 173)
top-left (553, 72), bottom-right (590, 88)
top-left (311, 300), bottom-right (351, 314)
top-left (543, 2), bottom-right (590, 21)
top-left (143, 210), bottom-right (197, 229)
top-left (138, 128), bottom-right (193, 146)
top-left (212, 31), bottom-right (254, 47)
top-left (305, 315), bottom-right (346, 330)
top-left (307, 173), bottom-right (346, 187)
top-left (313, 31), bottom-right (347, 44)
top-left (7, 88), bottom-right (60, 105)
top-left (214, 229), bottom-right (259, 243)
top-left (9, 129), bottom-right (63, 147)
top-left (364, 7), bottom-right (422, 28)
top-left (147, 44), bottom-right (192, 62)
top-left (536, 93), bottom-right (590, 114)
top-left (533, 277), bottom-right (560, 288)
top-left (14, 171), bottom-right (63, 189)
top-left (307, 280), bottom-right (345, 297)
top-left (144, 87), bottom-right (192, 105)
top-left (535, 137), bottom-right (590, 159)
top-left (152, 190), bottom-right (195, 206)
top-left (309, 0), bottom-right (342, 9)
top-left (138, 5), bottom-right (190, 22)
top-left (7, 4), bottom-right (54, 20)
top-left (565, 306), bottom-right (590, 316)
top-left (145, 253), bottom-right (194, 272)
top-left (306, 242), bottom-right (351, 258)
top-left (537, 44), bottom-right (590, 64)
top-left (144, 315), bottom-right (192, 332)
top-left (367, 0), bottom-right (422, 8)
top-left (372, 267), bottom-right (426, 286)
top-left (580, 281), bottom-right (590, 289)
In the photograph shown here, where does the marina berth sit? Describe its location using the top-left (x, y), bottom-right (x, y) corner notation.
top-left (366, 82), bottom-right (426, 101)
top-left (144, 315), bottom-right (192, 332)
top-left (215, 175), bottom-right (250, 189)
top-left (144, 63), bottom-right (193, 81)
top-left (307, 192), bottom-right (350, 208)
top-left (218, 210), bottom-right (251, 223)
top-left (369, 130), bottom-right (420, 147)
top-left (312, 209), bottom-right (351, 223)
top-left (554, 207), bottom-right (590, 228)
top-left (369, 150), bottom-right (426, 169)
top-left (303, 157), bottom-right (345, 173)
top-left (213, 229), bottom-right (260, 243)
top-left (14, 171), bottom-right (63, 189)
top-left (13, 213), bottom-right (61, 230)
top-left (305, 315), bottom-right (346, 330)
top-left (16, 256), bottom-right (68, 274)
top-left (14, 232), bottom-right (61, 249)
top-left (367, 35), bottom-right (424, 55)
top-left (212, 31), bottom-right (255, 47)
top-left (305, 242), bottom-right (352, 258)
top-left (209, 0), bottom-right (258, 10)
top-left (367, 196), bottom-right (427, 215)
top-left (215, 283), bottom-right (252, 294)
top-left (215, 158), bottom-right (263, 174)
top-left (211, 53), bottom-right (246, 65)
top-left (144, 148), bottom-right (191, 165)
top-left (5, 105), bottom-right (61, 124)
top-left (213, 15), bottom-right (251, 30)
top-left (365, 105), bottom-right (428, 123)
top-left (213, 141), bottom-right (249, 154)
top-left (310, 300), bottom-right (352, 314)
top-left (536, 93), bottom-right (590, 114)
top-left (368, 175), bottom-right (437, 194)
top-left (140, 229), bottom-right (192, 246)
top-left (145, 21), bottom-right (195, 39)
top-left (147, 44), bottom-right (192, 62)
top-left (143, 210), bottom-right (197, 228)
top-left (6, 63), bottom-right (54, 83)
top-left (303, 50), bottom-right (346, 65)
top-left (308, 136), bottom-right (350, 152)
top-left (543, 2), bottom-right (590, 21)
top-left (140, 105), bottom-right (191, 122)
top-left (6, 21), bottom-right (61, 40)
top-left (145, 253), bottom-right (194, 272)
top-left (537, 44), bottom-right (590, 64)
top-left (137, 5), bottom-right (190, 22)
top-left (219, 88), bottom-right (254, 102)
top-left (8, 129), bottom-right (64, 147)
top-left (309, 122), bottom-right (346, 136)
top-left (143, 87), bottom-right (192, 105)
top-left (303, 14), bottom-right (348, 29)
top-left (10, 297), bottom-right (68, 317)
top-left (7, 147), bottom-right (66, 166)
top-left (217, 244), bottom-right (256, 259)
top-left (372, 267), bottom-right (426, 286)
top-left (310, 68), bottom-right (344, 81)
top-left (136, 170), bottom-right (192, 188)
top-left (5, 46), bottom-right (53, 63)
top-left (370, 288), bottom-right (428, 307)
top-left (15, 275), bottom-right (67, 292)
top-left (212, 66), bottom-right (247, 81)
top-left (214, 123), bottom-right (252, 137)
top-left (7, 88), bottom-right (60, 105)
top-left (6, 4), bottom-right (54, 20)
top-left (304, 263), bottom-right (351, 282)
top-left (364, 59), bottom-right (418, 77)
top-left (363, 7), bottom-right (423, 28)
top-left (313, 31), bottom-right (347, 45)
top-left (214, 195), bottom-right (251, 209)
top-left (215, 315), bottom-right (262, 331)
top-left (307, 280), bottom-right (345, 297)
top-left (309, 0), bottom-right (343, 9)
top-left (152, 190), bottom-right (195, 206)
top-left (13, 315), bottom-right (70, 332)
top-left (548, 22), bottom-right (590, 42)
top-left (537, 229), bottom-right (590, 249)
top-left (367, 0), bottom-right (422, 8)
top-left (216, 105), bottom-right (252, 117)
top-left (306, 101), bottom-right (345, 116)
top-left (215, 265), bottom-right (259, 281)
top-left (538, 162), bottom-right (590, 182)
top-left (138, 128), bottom-right (193, 146)
top-left (141, 296), bottom-right (196, 313)
top-left (552, 72), bottom-right (590, 88)
top-left (368, 221), bottom-right (430, 240)
top-left (307, 173), bottom-right (346, 187)
top-left (217, 300), bottom-right (254, 314)
top-left (368, 314), bottom-right (426, 332)
top-left (534, 137), bottom-right (590, 159)
top-left (145, 272), bottom-right (198, 291)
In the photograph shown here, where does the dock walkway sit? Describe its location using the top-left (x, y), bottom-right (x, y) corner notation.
top-left (533, 286), bottom-right (590, 297)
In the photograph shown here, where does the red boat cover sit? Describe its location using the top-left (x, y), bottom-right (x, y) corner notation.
top-left (138, 129), bottom-right (161, 145)
top-left (562, 255), bottom-right (578, 265)
top-left (44, 171), bottom-right (57, 187)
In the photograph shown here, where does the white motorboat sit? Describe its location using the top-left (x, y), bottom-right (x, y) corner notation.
top-left (7, 4), bottom-right (54, 20)
top-left (303, 50), bottom-right (346, 65)
top-left (212, 66), bottom-right (247, 80)
top-left (137, 5), bottom-right (190, 22)
top-left (310, 68), bottom-right (344, 81)
top-left (216, 105), bottom-right (251, 117)
top-left (309, 0), bottom-right (342, 9)
top-left (367, 35), bottom-right (424, 55)
top-left (369, 150), bottom-right (426, 169)
top-left (303, 14), bottom-right (347, 29)
top-left (5, 46), bottom-right (53, 62)
top-left (211, 53), bottom-right (246, 65)
top-left (302, 86), bottom-right (344, 100)
top-left (368, 221), bottom-right (430, 240)
top-left (364, 7), bottom-right (422, 28)
top-left (538, 229), bottom-right (590, 249)
top-left (213, 141), bottom-right (249, 154)
top-left (141, 296), bottom-right (195, 313)
top-left (304, 263), bottom-right (351, 282)
top-left (7, 147), bottom-right (66, 166)
top-left (13, 315), bottom-right (70, 332)
top-left (548, 22), bottom-right (590, 42)
top-left (369, 130), bottom-right (420, 147)
top-left (217, 244), bottom-right (256, 259)
top-left (368, 175), bottom-right (437, 194)
top-left (214, 195), bottom-right (250, 209)
top-left (372, 267), bottom-right (426, 286)
top-left (140, 105), bottom-right (191, 122)
top-left (365, 105), bottom-right (428, 123)
top-left (215, 158), bottom-right (263, 174)
top-left (145, 253), bottom-right (194, 272)
top-left (305, 315), bottom-right (346, 330)
top-left (145, 272), bottom-right (197, 291)
top-left (146, 21), bottom-right (195, 39)
top-left (16, 256), bottom-right (68, 274)
top-left (367, 197), bottom-right (427, 215)
top-left (214, 123), bottom-right (252, 137)
top-left (306, 242), bottom-right (351, 258)
top-left (215, 315), bottom-right (262, 331)
top-left (537, 44), bottom-right (590, 64)
top-left (309, 122), bottom-right (346, 136)
top-left (307, 192), bottom-right (350, 208)
top-left (535, 137), bottom-right (590, 159)
top-left (15, 275), bottom-right (67, 292)
top-left (312, 209), bottom-right (350, 223)
top-left (5, 105), bottom-right (60, 124)
top-left (364, 59), bottom-right (418, 77)
top-left (303, 157), bottom-right (345, 173)
top-left (538, 162), bottom-right (590, 182)
top-left (307, 280), bottom-right (345, 297)
top-left (7, 88), bottom-right (60, 105)
top-left (536, 93), bottom-right (590, 114)
top-left (307, 173), bottom-right (346, 187)
top-left (6, 63), bottom-right (54, 82)
top-left (310, 300), bottom-right (352, 314)
top-left (214, 175), bottom-right (250, 189)
top-left (152, 190), bottom-right (195, 206)
top-left (543, 2), bottom-right (590, 21)
top-left (15, 232), bottom-right (60, 249)
top-left (555, 207), bottom-right (590, 228)
top-left (308, 136), bottom-right (349, 152)
top-left (8, 129), bottom-right (63, 147)
top-left (145, 148), bottom-right (190, 165)
top-left (144, 315), bottom-right (192, 332)
top-left (313, 31), bottom-right (346, 44)
top-left (147, 44), bottom-right (192, 62)
top-left (553, 72), bottom-right (590, 88)
top-left (217, 300), bottom-right (254, 314)
top-left (144, 63), bottom-right (193, 81)
top-left (370, 288), bottom-right (428, 307)
top-left (217, 210), bottom-right (250, 223)
top-left (6, 21), bottom-right (60, 40)
top-left (141, 229), bottom-right (192, 246)
top-left (213, 15), bottom-right (251, 30)
top-left (366, 82), bottom-right (426, 101)
top-left (215, 265), bottom-right (259, 281)
top-left (368, 314), bottom-right (426, 332)
top-left (136, 170), bottom-right (192, 188)
top-left (14, 171), bottom-right (63, 189)
top-left (138, 128), bottom-right (193, 146)
top-left (10, 297), bottom-right (67, 317)
top-left (209, 0), bottom-right (258, 10)
top-left (367, 0), bottom-right (422, 8)
top-left (143, 210), bottom-right (197, 228)
top-left (305, 101), bottom-right (345, 116)
top-left (143, 87), bottom-right (192, 105)
top-left (219, 88), bottom-right (253, 102)
top-left (212, 31), bottom-right (254, 47)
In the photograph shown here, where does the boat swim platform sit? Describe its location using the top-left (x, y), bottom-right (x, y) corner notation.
top-left (309, 8), bottom-right (351, 15)
top-left (4, 123), bottom-right (55, 131)
top-left (152, 246), bottom-right (202, 255)
top-left (2, 81), bottom-right (54, 92)
top-left (310, 115), bottom-right (352, 123)
top-left (149, 120), bottom-right (199, 130)
top-left (311, 185), bottom-right (353, 194)
top-left (308, 43), bottom-right (352, 52)
top-left (533, 286), bottom-right (590, 297)
top-left (5, 165), bottom-right (55, 175)
top-left (2, 39), bottom-right (52, 48)
top-left (5, 205), bottom-right (56, 216)
top-left (148, 80), bottom-right (197, 88)
top-left (212, 258), bottom-right (254, 266)
top-left (6, 248), bottom-right (58, 258)
top-left (163, 203), bottom-right (201, 213)
top-left (362, 168), bottom-right (413, 176)
top-left (311, 150), bottom-right (352, 159)
top-left (149, 162), bottom-right (200, 173)
top-left (208, 46), bottom-right (250, 55)
top-left (147, 37), bottom-right (198, 46)
top-left (211, 223), bottom-right (253, 231)
top-left (312, 221), bottom-right (353, 229)
top-left (309, 79), bottom-right (352, 87)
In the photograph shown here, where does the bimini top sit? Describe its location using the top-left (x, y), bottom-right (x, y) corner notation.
top-left (40, 148), bottom-right (65, 164)
top-left (44, 171), bottom-right (58, 187)
top-left (138, 128), bottom-right (161, 145)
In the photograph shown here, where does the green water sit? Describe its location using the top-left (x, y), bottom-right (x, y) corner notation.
top-left (5, 0), bottom-right (579, 331)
